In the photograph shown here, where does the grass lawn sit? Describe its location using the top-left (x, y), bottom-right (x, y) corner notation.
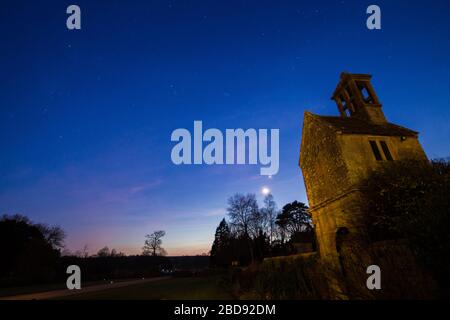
top-left (56, 276), bottom-right (233, 300)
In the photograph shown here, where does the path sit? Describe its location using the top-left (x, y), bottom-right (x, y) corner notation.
top-left (0, 276), bottom-right (170, 300)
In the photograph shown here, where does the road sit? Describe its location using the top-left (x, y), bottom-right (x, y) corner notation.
top-left (0, 276), bottom-right (170, 300)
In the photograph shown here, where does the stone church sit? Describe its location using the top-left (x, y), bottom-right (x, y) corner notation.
top-left (299, 73), bottom-right (429, 297)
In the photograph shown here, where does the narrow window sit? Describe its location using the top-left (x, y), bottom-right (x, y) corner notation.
top-left (357, 83), bottom-right (375, 104)
top-left (369, 140), bottom-right (382, 161)
top-left (361, 87), bottom-right (371, 101)
top-left (340, 96), bottom-right (351, 117)
top-left (380, 141), bottom-right (393, 161)
top-left (340, 95), bottom-right (347, 108)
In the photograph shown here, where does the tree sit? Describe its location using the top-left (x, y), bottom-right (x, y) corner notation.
top-left (69, 244), bottom-right (89, 258)
top-left (362, 159), bottom-right (450, 293)
top-left (0, 214), bottom-right (63, 283)
top-left (227, 193), bottom-right (259, 236)
top-left (210, 218), bottom-right (232, 267)
top-left (227, 193), bottom-right (259, 262)
top-left (36, 224), bottom-right (66, 251)
top-left (276, 201), bottom-right (312, 240)
top-left (97, 246), bottom-right (110, 257)
top-left (143, 230), bottom-right (167, 256)
top-left (261, 194), bottom-right (279, 244)
top-left (82, 244), bottom-right (89, 258)
top-left (110, 248), bottom-right (125, 257)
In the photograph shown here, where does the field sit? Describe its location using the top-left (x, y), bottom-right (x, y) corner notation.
top-left (54, 276), bottom-right (233, 300)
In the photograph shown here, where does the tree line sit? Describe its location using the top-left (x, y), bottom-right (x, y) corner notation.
top-left (0, 214), bottom-right (169, 286)
top-left (210, 193), bottom-right (314, 268)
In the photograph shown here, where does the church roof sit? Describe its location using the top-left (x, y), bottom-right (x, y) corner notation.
top-left (310, 114), bottom-right (418, 137)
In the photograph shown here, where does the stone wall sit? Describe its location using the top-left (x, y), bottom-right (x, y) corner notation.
top-left (300, 112), bottom-right (351, 208)
top-left (338, 240), bottom-right (436, 299)
top-left (249, 241), bottom-right (436, 300)
top-left (254, 253), bottom-right (331, 299)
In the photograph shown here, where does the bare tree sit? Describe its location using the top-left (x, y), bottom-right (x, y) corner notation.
top-left (261, 193), bottom-right (279, 244)
top-left (82, 244), bottom-right (89, 258)
top-left (72, 245), bottom-right (89, 258)
top-left (36, 224), bottom-right (66, 250)
top-left (227, 193), bottom-right (259, 262)
top-left (227, 193), bottom-right (259, 235)
top-left (142, 230), bottom-right (167, 256)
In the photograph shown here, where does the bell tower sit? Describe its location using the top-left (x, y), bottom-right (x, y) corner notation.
top-left (300, 72), bottom-right (429, 299)
top-left (331, 72), bottom-right (387, 124)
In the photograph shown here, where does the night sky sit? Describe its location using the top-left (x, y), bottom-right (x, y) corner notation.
top-left (1, 1), bottom-right (450, 255)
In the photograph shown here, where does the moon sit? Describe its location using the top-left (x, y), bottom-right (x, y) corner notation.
top-left (261, 187), bottom-right (271, 195)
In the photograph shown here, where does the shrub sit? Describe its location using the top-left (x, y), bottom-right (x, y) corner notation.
top-left (252, 253), bottom-right (329, 299)
top-left (362, 159), bottom-right (450, 296)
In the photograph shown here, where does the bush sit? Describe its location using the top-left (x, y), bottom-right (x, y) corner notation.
top-left (362, 160), bottom-right (450, 296)
top-left (235, 254), bottom-right (329, 300)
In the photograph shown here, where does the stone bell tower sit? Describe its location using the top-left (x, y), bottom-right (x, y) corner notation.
top-left (332, 73), bottom-right (386, 124)
top-left (299, 73), bottom-right (428, 289)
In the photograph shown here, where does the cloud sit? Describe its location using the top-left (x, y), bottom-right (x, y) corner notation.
top-left (204, 208), bottom-right (226, 217)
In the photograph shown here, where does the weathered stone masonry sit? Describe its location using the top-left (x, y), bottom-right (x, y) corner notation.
top-left (299, 73), bottom-right (429, 297)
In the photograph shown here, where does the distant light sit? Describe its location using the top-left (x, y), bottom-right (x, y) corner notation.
top-left (262, 187), bottom-right (271, 195)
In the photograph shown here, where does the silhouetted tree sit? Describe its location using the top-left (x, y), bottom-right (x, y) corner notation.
top-left (261, 194), bottom-right (279, 244)
top-left (210, 218), bottom-right (232, 267)
top-left (227, 193), bottom-right (259, 263)
top-left (0, 214), bottom-right (64, 284)
top-left (97, 246), bottom-right (110, 257)
top-left (276, 201), bottom-right (312, 241)
top-left (109, 248), bottom-right (125, 257)
top-left (143, 230), bottom-right (167, 256)
top-left (82, 244), bottom-right (89, 258)
top-left (36, 224), bottom-right (66, 250)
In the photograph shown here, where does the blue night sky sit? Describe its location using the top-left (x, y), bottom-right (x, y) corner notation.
top-left (1, 1), bottom-right (450, 255)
